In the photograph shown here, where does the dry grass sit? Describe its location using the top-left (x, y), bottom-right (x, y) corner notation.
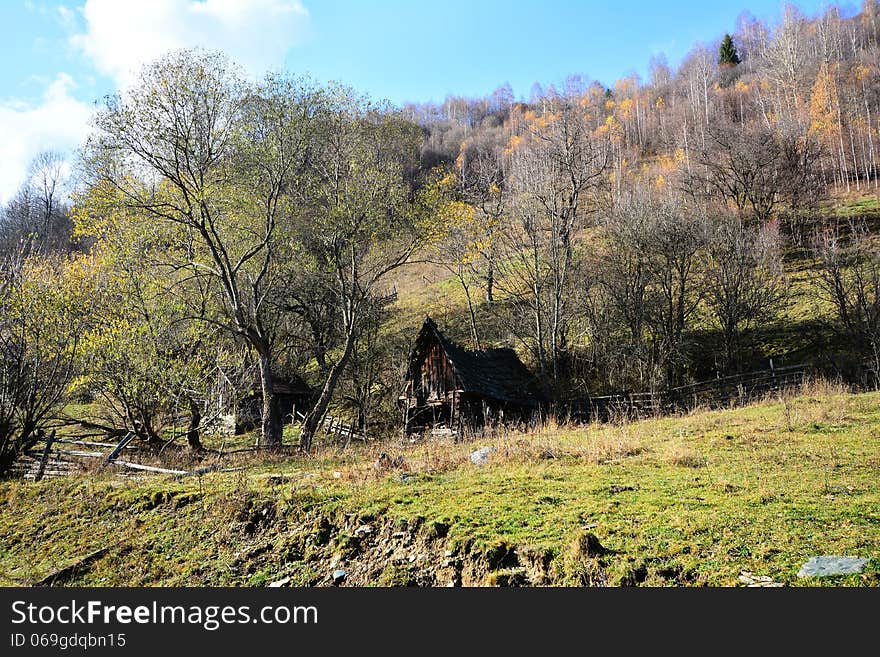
top-left (664, 444), bottom-right (707, 468)
top-left (4, 388), bottom-right (879, 587)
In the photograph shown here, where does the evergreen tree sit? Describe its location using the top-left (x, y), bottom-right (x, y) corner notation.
top-left (719, 34), bottom-right (741, 67)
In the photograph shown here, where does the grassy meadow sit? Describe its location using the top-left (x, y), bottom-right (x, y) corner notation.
top-left (1, 380), bottom-right (877, 587)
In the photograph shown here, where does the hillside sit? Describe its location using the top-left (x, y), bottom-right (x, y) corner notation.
top-left (2, 383), bottom-right (877, 587)
top-left (3, 3), bottom-right (880, 594)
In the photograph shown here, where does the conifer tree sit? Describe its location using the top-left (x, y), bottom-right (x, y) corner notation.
top-left (719, 34), bottom-right (741, 66)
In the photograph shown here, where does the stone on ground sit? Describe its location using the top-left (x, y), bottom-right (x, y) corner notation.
top-left (797, 556), bottom-right (868, 578)
top-left (470, 446), bottom-right (495, 465)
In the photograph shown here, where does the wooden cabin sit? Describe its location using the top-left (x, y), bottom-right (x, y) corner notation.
top-left (216, 366), bottom-right (312, 434)
top-left (400, 317), bottom-right (545, 434)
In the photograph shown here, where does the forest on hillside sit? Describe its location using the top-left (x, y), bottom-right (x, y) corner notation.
top-left (3, 2), bottom-right (880, 468)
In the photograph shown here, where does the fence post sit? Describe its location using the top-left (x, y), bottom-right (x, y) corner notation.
top-left (100, 430), bottom-right (135, 470)
top-left (35, 430), bottom-right (57, 482)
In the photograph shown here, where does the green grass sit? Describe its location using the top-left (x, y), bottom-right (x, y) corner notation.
top-left (1, 384), bottom-right (878, 587)
top-left (833, 195), bottom-right (880, 219)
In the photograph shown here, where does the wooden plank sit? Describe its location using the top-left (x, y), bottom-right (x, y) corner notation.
top-left (110, 460), bottom-right (188, 475)
top-left (54, 438), bottom-right (137, 450)
top-left (35, 430), bottom-right (57, 482)
top-left (50, 449), bottom-right (106, 459)
top-left (100, 430), bottom-right (136, 469)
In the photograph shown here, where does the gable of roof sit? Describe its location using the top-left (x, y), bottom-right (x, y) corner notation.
top-left (408, 317), bottom-right (545, 405)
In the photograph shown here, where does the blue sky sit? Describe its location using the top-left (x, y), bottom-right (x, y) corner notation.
top-left (0, 0), bottom-right (850, 202)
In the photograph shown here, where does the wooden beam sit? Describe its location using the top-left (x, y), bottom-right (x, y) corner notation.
top-left (110, 460), bottom-right (188, 475)
top-left (34, 430), bottom-right (57, 482)
top-left (100, 430), bottom-right (136, 469)
top-left (54, 438), bottom-right (135, 450)
top-left (52, 450), bottom-right (106, 459)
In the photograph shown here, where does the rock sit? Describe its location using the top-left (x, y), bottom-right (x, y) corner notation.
top-left (391, 531), bottom-right (407, 539)
top-left (354, 524), bottom-right (373, 537)
top-left (268, 576), bottom-right (291, 587)
top-left (332, 569), bottom-right (346, 586)
top-left (797, 556), bottom-right (868, 578)
top-left (610, 485), bottom-right (635, 494)
top-left (332, 471), bottom-right (342, 479)
top-left (470, 446), bottom-right (495, 466)
top-left (738, 571), bottom-right (783, 587)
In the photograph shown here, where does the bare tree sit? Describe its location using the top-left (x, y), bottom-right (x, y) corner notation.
top-left (589, 199), bottom-right (658, 390)
top-left (496, 96), bottom-right (610, 397)
top-left (0, 151), bottom-right (73, 255)
top-left (686, 122), bottom-right (824, 226)
top-left (88, 51), bottom-right (318, 447)
top-left (813, 219), bottom-right (880, 375)
top-left (704, 214), bottom-right (787, 371)
top-left (638, 197), bottom-right (708, 386)
top-left (0, 251), bottom-right (84, 474)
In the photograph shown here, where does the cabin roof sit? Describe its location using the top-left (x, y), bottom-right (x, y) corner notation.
top-left (407, 317), bottom-right (544, 405)
top-left (218, 364), bottom-right (311, 397)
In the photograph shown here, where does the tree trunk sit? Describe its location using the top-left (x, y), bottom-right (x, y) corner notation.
top-left (186, 398), bottom-right (202, 451)
top-left (258, 352), bottom-right (283, 448)
top-left (485, 259), bottom-right (494, 304)
top-left (462, 281), bottom-right (481, 350)
top-left (299, 331), bottom-right (357, 452)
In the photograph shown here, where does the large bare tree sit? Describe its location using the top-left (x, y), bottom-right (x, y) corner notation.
top-left (88, 50), bottom-right (318, 447)
top-left (295, 92), bottom-right (434, 451)
top-left (496, 95), bottom-right (610, 397)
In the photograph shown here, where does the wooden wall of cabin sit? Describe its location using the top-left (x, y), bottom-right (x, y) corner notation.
top-left (403, 394), bottom-right (456, 433)
top-left (415, 342), bottom-right (457, 404)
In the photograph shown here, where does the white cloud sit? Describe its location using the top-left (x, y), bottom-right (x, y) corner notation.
top-left (0, 74), bottom-right (94, 204)
top-left (1, 1), bottom-right (311, 205)
top-left (71, 0), bottom-right (312, 90)
top-left (56, 4), bottom-right (76, 29)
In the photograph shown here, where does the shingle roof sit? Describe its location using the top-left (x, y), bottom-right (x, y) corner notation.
top-left (408, 317), bottom-right (545, 406)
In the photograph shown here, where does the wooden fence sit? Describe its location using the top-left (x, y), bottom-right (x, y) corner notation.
top-left (9, 431), bottom-right (141, 481)
top-left (10, 406), bottom-right (369, 481)
top-left (9, 430), bottom-right (238, 482)
top-left (290, 409), bottom-right (368, 444)
top-left (563, 363), bottom-right (809, 422)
